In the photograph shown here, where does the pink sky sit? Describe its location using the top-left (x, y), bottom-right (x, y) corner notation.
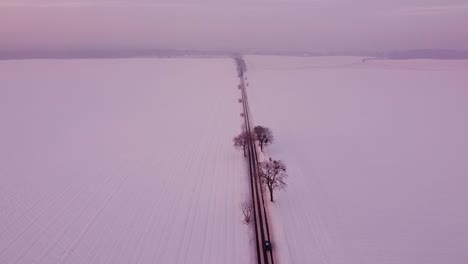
top-left (1, 0), bottom-right (468, 52)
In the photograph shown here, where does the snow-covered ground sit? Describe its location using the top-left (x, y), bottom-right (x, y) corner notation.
top-left (0, 58), bottom-right (253, 264)
top-left (246, 56), bottom-right (468, 264)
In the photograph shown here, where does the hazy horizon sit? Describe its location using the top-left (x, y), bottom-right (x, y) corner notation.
top-left (1, 0), bottom-right (468, 55)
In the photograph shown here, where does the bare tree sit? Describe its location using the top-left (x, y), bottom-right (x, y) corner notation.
top-left (233, 131), bottom-right (255, 157)
top-left (253, 126), bottom-right (274, 152)
top-left (234, 56), bottom-right (247, 77)
top-left (260, 158), bottom-right (288, 202)
top-left (241, 201), bottom-right (253, 224)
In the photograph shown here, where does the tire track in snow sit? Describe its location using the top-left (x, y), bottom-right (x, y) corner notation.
top-left (0, 166), bottom-right (93, 248)
top-left (0, 58), bottom-right (252, 264)
top-left (176, 132), bottom-right (213, 263)
top-left (58, 171), bottom-right (130, 264)
top-left (1, 169), bottom-right (114, 263)
top-left (131, 141), bottom-right (189, 264)
top-left (151, 138), bottom-right (204, 263)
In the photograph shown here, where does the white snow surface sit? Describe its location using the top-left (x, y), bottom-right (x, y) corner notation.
top-left (0, 58), bottom-right (253, 264)
top-left (246, 56), bottom-right (468, 264)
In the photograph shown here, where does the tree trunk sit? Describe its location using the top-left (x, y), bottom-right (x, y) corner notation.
top-left (269, 186), bottom-right (274, 202)
top-left (243, 145), bottom-right (246, 157)
top-left (260, 141), bottom-right (264, 152)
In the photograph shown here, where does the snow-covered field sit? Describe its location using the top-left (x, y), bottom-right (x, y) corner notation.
top-left (2, 55), bottom-right (467, 264)
top-left (0, 58), bottom-right (252, 264)
top-left (246, 56), bottom-right (468, 264)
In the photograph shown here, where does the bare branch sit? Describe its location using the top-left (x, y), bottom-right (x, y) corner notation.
top-left (233, 130), bottom-right (256, 157)
top-left (241, 201), bottom-right (253, 224)
top-left (259, 158), bottom-right (288, 202)
top-left (253, 126), bottom-right (274, 152)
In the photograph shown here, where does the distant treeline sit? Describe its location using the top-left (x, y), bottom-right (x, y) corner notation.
top-left (250, 49), bottom-right (468, 60)
top-left (2, 49), bottom-right (468, 60)
top-left (384, 49), bottom-right (468, 60)
top-left (0, 49), bottom-right (238, 60)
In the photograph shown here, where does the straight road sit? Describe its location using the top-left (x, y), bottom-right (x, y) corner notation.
top-left (235, 56), bottom-right (275, 264)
